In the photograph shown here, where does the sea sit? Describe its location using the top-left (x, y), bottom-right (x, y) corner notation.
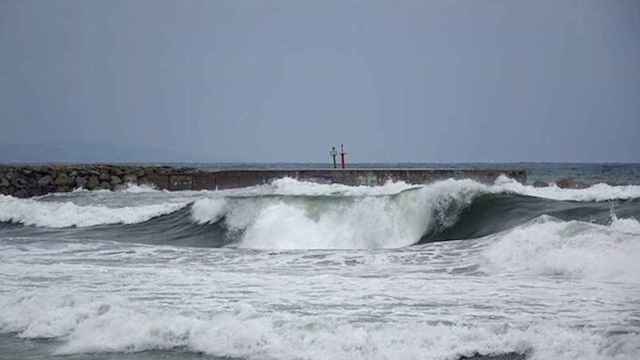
top-left (1, 163), bottom-right (639, 360)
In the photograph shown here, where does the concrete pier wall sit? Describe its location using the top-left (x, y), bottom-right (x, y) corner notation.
top-left (0, 165), bottom-right (527, 198)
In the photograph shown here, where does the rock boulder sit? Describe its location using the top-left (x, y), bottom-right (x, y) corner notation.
top-left (110, 176), bottom-right (122, 185)
top-left (87, 176), bottom-right (100, 190)
top-left (38, 175), bottom-right (53, 186)
top-left (556, 178), bottom-right (588, 189)
top-left (123, 174), bottom-right (137, 184)
top-left (55, 173), bottom-right (72, 186)
top-left (75, 176), bottom-right (88, 189)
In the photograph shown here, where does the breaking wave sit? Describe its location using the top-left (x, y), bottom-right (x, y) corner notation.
top-left (1, 178), bottom-right (639, 249)
top-left (481, 215), bottom-right (640, 282)
top-left (0, 194), bottom-right (186, 228)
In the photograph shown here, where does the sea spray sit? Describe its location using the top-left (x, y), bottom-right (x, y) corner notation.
top-left (0, 194), bottom-right (186, 228)
top-left (2, 177), bottom-right (640, 248)
top-left (481, 215), bottom-right (640, 281)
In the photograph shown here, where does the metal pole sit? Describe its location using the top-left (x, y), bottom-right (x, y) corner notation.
top-left (330, 147), bottom-right (337, 168)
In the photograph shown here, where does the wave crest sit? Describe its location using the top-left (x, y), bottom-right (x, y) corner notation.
top-left (185, 179), bottom-right (482, 249)
top-left (0, 194), bottom-right (186, 228)
top-left (2, 177), bottom-right (640, 249)
top-left (482, 215), bottom-right (640, 282)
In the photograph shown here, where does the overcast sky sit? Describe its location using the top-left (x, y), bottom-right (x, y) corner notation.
top-left (1, 0), bottom-right (639, 163)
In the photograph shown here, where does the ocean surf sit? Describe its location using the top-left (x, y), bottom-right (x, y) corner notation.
top-left (1, 172), bottom-right (639, 360)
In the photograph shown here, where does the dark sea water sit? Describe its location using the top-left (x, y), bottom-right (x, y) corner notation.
top-left (1, 163), bottom-right (639, 360)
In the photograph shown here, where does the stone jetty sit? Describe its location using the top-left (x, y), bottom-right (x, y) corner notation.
top-left (0, 165), bottom-right (527, 198)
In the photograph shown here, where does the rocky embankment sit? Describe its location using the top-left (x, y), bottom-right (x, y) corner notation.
top-left (0, 165), bottom-right (569, 198)
top-left (0, 165), bottom-right (184, 198)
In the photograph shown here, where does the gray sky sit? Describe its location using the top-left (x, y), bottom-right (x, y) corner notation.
top-left (1, 0), bottom-right (639, 163)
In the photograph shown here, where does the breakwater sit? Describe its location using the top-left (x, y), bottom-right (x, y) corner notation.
top-left (0, 165), bottom-right (527, 198)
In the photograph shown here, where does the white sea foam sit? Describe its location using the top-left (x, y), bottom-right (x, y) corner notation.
top-left (222, 177), bottom-right (418, 197)
top-left (0, 290), bottom-right (636, 360)
top-left (610, 214), bottom-right (640, 234)
top-left (3, 176), bottom-right (640, 236)
top-left (187, 179), bottom-right (481, 249)
top-left (0, 194), bottom-right (186, 228)
top-left (66, 182), bottom-right (160, 194)
top-left (197, 174), bottom-right (640, 249)
top-left (491, 176), bottom-right (640, 201)
top-left (246, 176), bottom-right (640, 202)
top-left (264, 177), bottom-right (420, 196)
top-left (2, 176), bottom-right (639, 360)
top-left (120, 182), bottom-right (161, 193)
top-left (34, 176), bottom-right (640, 247)
top-left (191, 198), bottom-right (227, 224)
top-left (482, 215), bottom-right (640, 282)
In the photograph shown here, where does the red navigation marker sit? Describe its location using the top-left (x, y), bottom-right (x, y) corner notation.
top-left (340, 144), bottom-right (347, 169)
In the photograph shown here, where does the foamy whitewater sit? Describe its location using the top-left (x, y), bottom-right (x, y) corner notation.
top-left (1, 167), bottom-right (639, 360)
